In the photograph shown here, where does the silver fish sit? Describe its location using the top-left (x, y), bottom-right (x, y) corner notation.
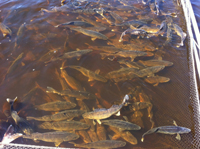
top-left (173, 24), bottom-right (187, 47)
top-left (82, 95), bottom-right (129, 124)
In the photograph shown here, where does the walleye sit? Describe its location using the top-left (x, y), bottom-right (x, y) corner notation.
top-left (0, 22), bottom-right (12, 39)
top-left (46, 86), bottom-right (96, 100)
top-left (89, 45), bottom-right (123, 53)
top-left (138, 59), bottom-right (173, 67)
top-left (141, 121), bottom-right (191, 142)
top-left (65, 65), bottom-right (107, 82)
top-left (173, 23), bottom-right (187, 47)
top-left (7, 97), bottom-right (34, 135)
top-left (27, 109), bottom-right (85, 121)
top-left (69, 27), bottom-right (108, 40)
top-left (82, 95), bottom-right (129, 124)
top-left (23, 131), bottom-right (79, 147)
top-left (136, 65), bottom-right (165, 77)
top-left (117, 59), bottom-right (145, 69)
top-left (70, 140), bottom-right (126, 148)
top-left (101, 119), bottom-right (141, 131)
top-left (14, 23), bottom-right (26, 49)
top-left (109, 11), bottom-right (124, 24)
top-left (144, 76), bottom-right (170, 86)
top-left (55, 21), bottom-right (93, 28)
top-left (34, 101), bottom-right (76, 111)
top-left (38, 121), bottom-right (90, 131)
top-left (96, 123), bottom-right (107, 141)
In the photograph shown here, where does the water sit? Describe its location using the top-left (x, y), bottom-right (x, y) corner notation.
top-left (0, 0), bottom-right (195, 148)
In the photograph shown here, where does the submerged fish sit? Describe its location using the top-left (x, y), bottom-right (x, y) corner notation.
top-left (138, 59), bottom-right (173, 67)
top-left (173, 24), bottom-right (187, 47)
top-left (55, 21), bottom-right (93, 28)
top-left (14, 23), bottom-right (26, 49)
top-left (144, 76), bottom-right (170, 86)
top-left (0, 125), bottom-right (22, 148)
top-left (23, 131), bottom-right (79, 147)
top-left (96, 123), bottom-right (107, 141)
top-left (66, 65), bottom-right (107, 82)
top-left (46, 86), bottom-right (96, 100)
top-left (101, 119), bottom-right (141, 131)
top-left (7, 97), bottom-right (34, 135)
top-left (136, 65), bottom-right (165, 77)
top-left (0, 22), bottom-right (12, 38)
top-left (82, 95), bottom-right (129, 124)
top-left (69, 27), bottom-right (108, 40)
top-left (27, 109), bottom-right (85, 121)
top-left (70, 140), bottom-right (126, 148)
top-left (141, 121), bottom-right (191, 142)
top-left (35, 101), bottom-right (76, 111)
top-left (38, 121), bottom-right (90, 131)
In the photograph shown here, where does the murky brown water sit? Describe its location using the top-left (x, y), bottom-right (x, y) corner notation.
top-left (0, 0), bottom-right (195, 148)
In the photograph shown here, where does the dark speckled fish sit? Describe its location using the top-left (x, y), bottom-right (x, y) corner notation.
top-left (138, 59), bottom-right (173, 67)
top-left (23, 131), bottom-right (79, 147)
top-left (144, 76), bottom-right (170, 86)
top-left (35, 101), bottom-right (76, 111)
top-left (38, 121), bottom-right (90, 131)
top-left (141, 121), bottom-right (191, 142)
top-left (27, 109), bottom-right (85, 121)
top-left (136, 65), bottom-right (165, 77)
top-left (101, 119), bottom-right (141, 131)
top-left (0, 22), bottom-right (12, 39)
top-left (69, 140), bottom-right (126, 148)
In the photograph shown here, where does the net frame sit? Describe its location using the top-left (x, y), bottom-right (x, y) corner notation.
top-left (0, 0), bottom-right (199, 148)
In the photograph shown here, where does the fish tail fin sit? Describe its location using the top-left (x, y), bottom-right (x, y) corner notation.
top-left (46, 86), bottom-right (57, 93)
top-left (122, 94), bottom-right (129, 104)
top-left (6, 97), bottom-right (17, 107)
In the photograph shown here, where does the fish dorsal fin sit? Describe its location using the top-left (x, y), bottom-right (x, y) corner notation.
top-left (95, 69), bottom-right (100, 74)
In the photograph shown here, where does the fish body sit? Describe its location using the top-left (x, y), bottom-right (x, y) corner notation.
top-left (38, 121), bottom-right (90, 131)
top-left (136, 65), bottom-right (165, 77)
top-left (7, 97), bottom-right (33, 135)
top-left (60, 69), bottom-right (84, 91)
top-left (70, 27), bottom-right (108, 40)
top-left (70, 140), bottom-right (126, 148)
top-left (89, 46), bottom-right (122, 53)
top-left (173, 24), bottom-right (187, 47)
top-left (82, 95), bottom-right (129, 124)
top-left (14, 23), bottom-right (26, 48)
top-left (102, 119), bottom-right (141, 131)
top-left (35, 101), bottom-right (76, 111)
top-left (55, 21), bottom-right (93, 28)
top-left (144, 76), bottom-right (170, 86)
top-left (109, 11), bottom-right (124, 24)
top-left (141, 125), bottom-right (191, 142)
top-left (96, 123), bottom-right (107, 140)
top-left (0, 23), bottom-right (12, 38)
top-left (116, 50), bottom-right (148, 61)
top-left (68, 65), bottom-right (107, 82)
top-left (23, 131), bottom-right (79, 147)
top-left (27, 109), bottom-right (85, 121)
top-left (138, 59), bottom-right (173, 67)
top-left (117, 59), bottom-right (145, 69)
top-left (87, 129), bottom-right (99, 142)
top-left (78, 130), bottom-right (92, 143)
top-left (73, 8), bottom-right (97, 15)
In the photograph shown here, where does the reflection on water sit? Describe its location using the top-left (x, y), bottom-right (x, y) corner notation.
top-left (0, 0), bottom-right (194, 148)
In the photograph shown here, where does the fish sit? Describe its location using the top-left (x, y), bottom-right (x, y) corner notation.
top-left (105, 68), bottom-right (139, 79)
top-left (73, 8), bottom-right (97, 15)
top-left (88, 45), bottom-right (122, 53)
top-left (50, 49), bottom-right (92, 61)
top-left (173, 24), bottom-right (187, 47)
top-left (23, 131), bottom-right (79, 147)
top-left (87, 129), bottom-right (99, 142)
top-left (109, 11), bottom-right (124, 24)
top-left (55, 21), bottom-right (93, 28)
top-left (115, 19), bottom-right (152, 28)
top-left (78, 130), bottom-right (92, 143)
top-left (0, 125), bottom-right (23, 148)
top-left (110, 126), bottom-right (137, 145)
top-left (96, 123), bottom-right (107, 141)
top-left (69, 140), bottom-right (126, 148)
top-left (101, 119), bottom-right (141, 131)
top-left (27, 109), bottom-right (85, 121)
top-left (14, 23), bottom-right (26, 49)
top-left (117, 59), bottom-right (145, 69)
top-left (135, 65), bottom-right (165, 77)
top-left (69, 27), bottom-right (108, 40)
top-left (6, 53), bottom-right (24, 77)
top-left (46, 86), bottom-right (96, 100)
top-left (38, 121), bottom-right (90, 131)
top-left (7, 97), bottom-right (34, 135)
top-left (141, 121), bottom-right (191, 142)
top-left (60, 69), bottom-right (84, 91)
top-left (0, 22), bottom-right (12, 38)
top-left (144, 76), bottom-right (170, 86)
top-left (82, 95), bottom-right (129, 124)
top-left (34, 101), bottom-right (76, 111)
top-left (66, 65), bottom-right (107, 82)
top-left (138, 59), bottom-right (173, 67)
top-left (164, 25), bottom-right (173, 45)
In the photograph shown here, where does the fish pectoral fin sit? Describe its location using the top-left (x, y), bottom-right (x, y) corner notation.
top-left (55, 142), bottom-right (61, 147)
top-left (176, 133), bottom-right (181, 140)
top-left (173, 120), bottom-right (178, 126)
top-left (95, 69), bottom-right (100, 74)
top-left (115, 111), bottom-right (120, 116)
top-left (91, 38), bottom-right (97, 41)
top-left (153, 83), bottom-right (159, 86)
top-left (93, 120), bottom-right (96, 125)
top-left (112, 134), bottom-right (121, 140)
top-left (97, 119), bottom-right (102, 124)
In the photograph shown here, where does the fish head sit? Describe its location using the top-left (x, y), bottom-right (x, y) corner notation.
top-left (179, 127), bottom-right (191, 134)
